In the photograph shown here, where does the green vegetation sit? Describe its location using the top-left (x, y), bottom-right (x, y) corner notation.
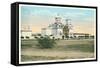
top-left (36, 36), bottom-right (56, 49)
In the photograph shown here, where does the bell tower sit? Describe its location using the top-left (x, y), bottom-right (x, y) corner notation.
top-left (55, 14), bottom-right (62, 24)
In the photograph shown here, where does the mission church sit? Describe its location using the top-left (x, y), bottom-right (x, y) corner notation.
top-left (41, 15), bottom-right (73, 39)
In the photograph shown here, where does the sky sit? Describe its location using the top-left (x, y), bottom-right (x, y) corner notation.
top-left (20, 5), bottom-right (96, 35)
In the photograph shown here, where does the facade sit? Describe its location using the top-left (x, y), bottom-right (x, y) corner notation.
top-left (41, 15), bottom-right (64, 39)
top-left (21, 25), bottom-right (33, 39)
top-left (41, 28), bottom-right (52, 36)
top-left (73, 33), bottom-right (90, 39)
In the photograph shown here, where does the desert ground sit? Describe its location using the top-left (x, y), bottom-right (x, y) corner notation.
top-left (21, 39), bottom-right (95, 62)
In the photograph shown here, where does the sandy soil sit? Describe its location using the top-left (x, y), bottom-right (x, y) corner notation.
top-left (21, 39), bottom-right (95, 61)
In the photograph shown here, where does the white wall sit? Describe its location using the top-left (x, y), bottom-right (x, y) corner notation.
top-left (0, 0), bottom-right (99, 68)
top-left (21, 32), bottom-right (32, 39)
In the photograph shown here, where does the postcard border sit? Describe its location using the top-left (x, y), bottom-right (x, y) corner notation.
top-left (11, 2), bottom-right (98, 66)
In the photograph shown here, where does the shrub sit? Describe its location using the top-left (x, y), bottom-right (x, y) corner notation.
top-left (90, 35), bottom-right (94, 39)
top-left (21, 36), bottom-right (24, 39)
top-left (52, 37), bottom-right (55, 40)
top-left (26, 36), bottom-right (29, 39)
top-left (62, 35), bottom-right (64, 40)
top-left (36, 36), bottom-right (56, 49)
top-left (34, 36), bottom-right (38, 39)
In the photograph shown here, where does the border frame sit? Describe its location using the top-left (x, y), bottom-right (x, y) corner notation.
top-left (11, 2), bottom-right (98, 66)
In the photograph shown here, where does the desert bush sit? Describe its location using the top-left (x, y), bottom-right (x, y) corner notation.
top-left (21, 36), bottom-right (24, 39)
top-left (36, 36), bottom-right (56, 49)
top-left (26, 36), bottom-right (29, 39)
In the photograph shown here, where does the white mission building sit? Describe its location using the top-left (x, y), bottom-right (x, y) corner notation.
top-left (41, 15), bottom-right (74, 39)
